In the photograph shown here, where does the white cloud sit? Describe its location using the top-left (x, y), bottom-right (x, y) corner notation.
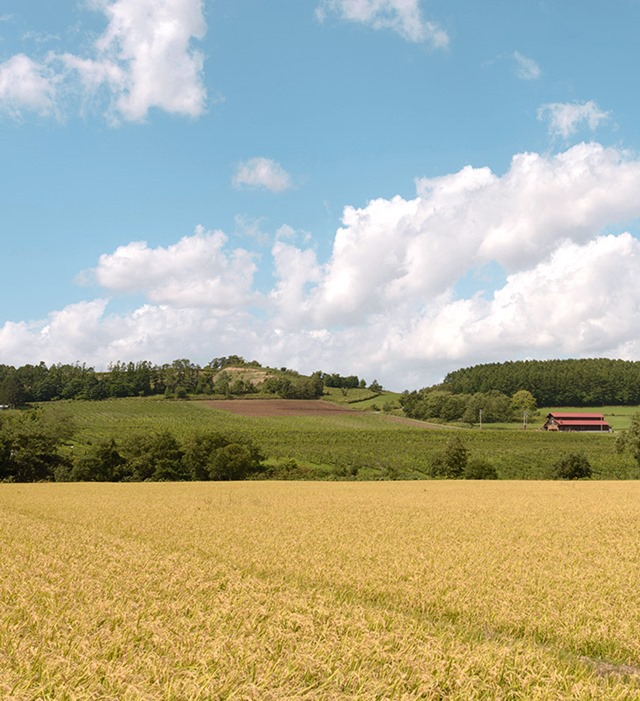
top-left (400, 233), bottom-right (640, 362)
top-left (270, 240), bottom-right (323, 326)
top-left (86, 0), bottom-right (207, 121)
top-left (537, 100), bottom-right (610, 139)
top-left (1, 0), bottom-right (207, 122)
top-left (0, 300), bottom-right (111, 365)
top-left (513, 51), bottom-right (540, 80)
top-left (91, 226), bottom-right (257, 309)
top-left (0, 54), bottom-right (57, 117)
top-left (263, 143), bottom-right (640, 381)
top-left (316, 0), bottom-right (448, 46)
top-left (285, 143), bottom-right (640, 330)
top-left (232, 157), bottom-right (293, 193)
top-left (0, 300), bottom-right (261, 369)
top-left (5, 144), bottom-right (640, 388)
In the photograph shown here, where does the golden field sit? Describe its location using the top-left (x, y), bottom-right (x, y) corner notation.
top-left (1, 481), bottom-right (640, 700)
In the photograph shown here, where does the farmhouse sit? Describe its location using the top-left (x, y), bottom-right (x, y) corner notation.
top-left (543, 412), bottom-right (611, 432)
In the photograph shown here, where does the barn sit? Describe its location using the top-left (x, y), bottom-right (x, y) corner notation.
top-left (543, 412), bottom-right (611, 432)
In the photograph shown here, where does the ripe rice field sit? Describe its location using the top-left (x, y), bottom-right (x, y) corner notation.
top-left (2, 481), bottom-right (640, 699)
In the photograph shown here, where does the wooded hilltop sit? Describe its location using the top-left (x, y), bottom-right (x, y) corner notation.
top-left (438, 358), bottom-right (640, 406)
top-left (0, 356), bottom-right (380, 408)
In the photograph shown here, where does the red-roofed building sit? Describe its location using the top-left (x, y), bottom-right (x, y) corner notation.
top-left (543, 412), bottom-right (611, 432)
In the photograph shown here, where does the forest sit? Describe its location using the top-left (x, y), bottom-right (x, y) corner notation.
top-left (437, 358), bottom-right (640, 407)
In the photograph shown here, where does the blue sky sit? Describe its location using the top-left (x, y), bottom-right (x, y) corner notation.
top-left (2, 0), bottom-right (640, 390)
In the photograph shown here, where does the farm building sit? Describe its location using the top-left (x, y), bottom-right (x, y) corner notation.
top-left (543, 412), bottom-right (611, 432)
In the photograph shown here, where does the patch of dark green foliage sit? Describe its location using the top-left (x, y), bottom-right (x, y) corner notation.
top-left (550, 452), bottom-right (592, 480)
top-left (441, 358), bottom-right (640, 407)
top-left (428, 436), bottom-right (498, 479)
top-left (0, 409), bottom-right (265, 483)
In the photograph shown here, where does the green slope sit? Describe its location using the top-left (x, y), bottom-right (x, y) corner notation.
top-left (37, 397), bottom-right (639, 480)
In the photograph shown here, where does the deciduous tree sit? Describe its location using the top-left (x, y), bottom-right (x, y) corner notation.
top-left (429, 436), bottom-right (468, 478)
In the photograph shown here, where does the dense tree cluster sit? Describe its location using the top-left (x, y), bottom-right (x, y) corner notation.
top-left (0, 360), bottom-right (202, 404)
top-left (550, 452), bottom-right (592, 480)
top-left (261, 372), bottom-right (324, 399)
top-left (321, 373), bottom-right (365, 389)
top-left (400, 388), bottom-right (533, 424)
top-left (440, 358), bottom-right (640, 407)
top-left (0, 409), bottom-right (72, 482)
top-left (0, 409), bottom-right (265, 483)
top-left (62, 431), bottom-right (265, 483)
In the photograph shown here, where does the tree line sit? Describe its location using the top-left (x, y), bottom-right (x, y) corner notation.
top-left (0, 409), bottom-right (265, 483)
top-left (400, 388), bottom-right (537, 424)
top-left (0, 357), bottom-right (379, 407)
top-left (437, 358), bottom-right (640, 407)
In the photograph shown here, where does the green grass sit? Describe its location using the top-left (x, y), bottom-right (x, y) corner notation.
top-left (37, 397), bottom-right (640, 480)
top-left (3, 481), bottom-right (640, 699)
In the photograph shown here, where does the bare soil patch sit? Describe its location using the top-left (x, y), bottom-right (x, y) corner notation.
top-left (222, 367), bottom-right (270, 385)
top-left (202, 399), bottom-right (361, 417)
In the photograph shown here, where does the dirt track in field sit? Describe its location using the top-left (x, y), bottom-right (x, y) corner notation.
top-left (203, 399), bottom-right (361, 417)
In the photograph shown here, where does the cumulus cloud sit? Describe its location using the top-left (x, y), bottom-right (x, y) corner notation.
top-left (0, 300), bottom-right (111, 365)
top-left (0, 301), bottom-right (261, 369)
top-left (513, 51), bottom-right (540, 80)
top-left (270, 240), bottom-right (323, 326)
top-left (264, 143), bottom-right (640, 381)
top-left (4, 143), bottom-right (640, 388)
top-left (71, 0), bottom-right (207, 121)
top-left (286, 142), bottom-right (640, 330)
top-left (398, 233), bottom-right (640, 362)
top-left (0, 54), bottom-right (57, 117)
top-left (232, 158), bottom-right (293, 193)
top-left (537, 100), bottom-right (610, 139)
top-left (0, 0), bottom-right (207, 122)
top-left (91, 226), bottom-right (256, 309)
top-left (316, 0), bottom-right (448, 46)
